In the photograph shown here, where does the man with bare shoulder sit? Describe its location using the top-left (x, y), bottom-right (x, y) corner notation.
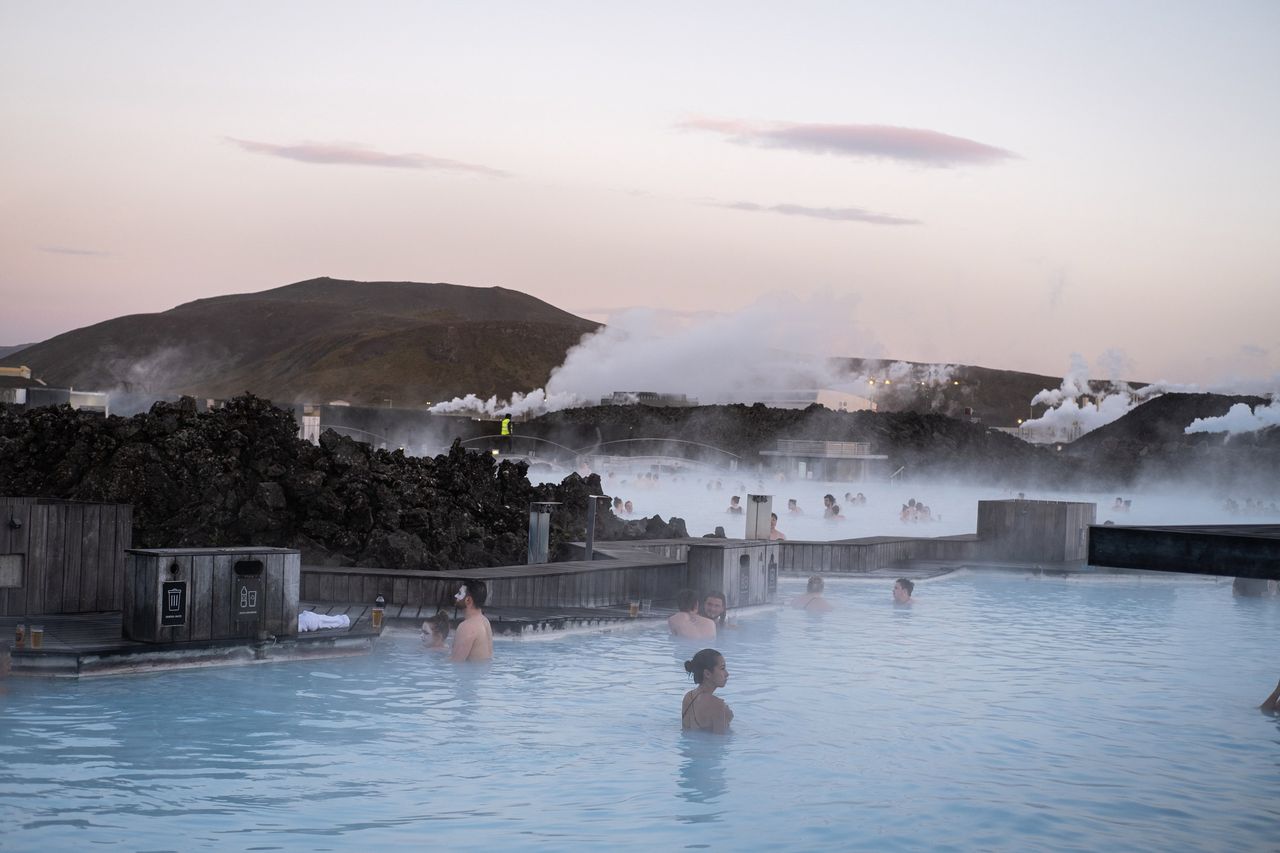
top-left (450, 580), bottom-right (494, 662)
top-left (669, 589), bottom-right (717, 640)
top-left (790, 575), bottom-right (833, 612)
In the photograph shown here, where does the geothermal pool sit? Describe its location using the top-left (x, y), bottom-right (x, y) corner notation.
top-left (2, 572), bottom-right (1278, 851)
top-left (569, 470), bottom-right (1278, 541)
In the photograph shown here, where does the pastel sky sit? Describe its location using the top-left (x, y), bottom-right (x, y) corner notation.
top-left (2, 0), bottom-right (1278, 387)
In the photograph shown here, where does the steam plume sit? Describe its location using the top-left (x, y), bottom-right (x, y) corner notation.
top-left (430, 295), bottom-right (962, 418)
top-left (1185, 400), bottom-right (1280, 435)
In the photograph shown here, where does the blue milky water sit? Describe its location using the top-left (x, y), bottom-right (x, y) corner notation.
top-left (2, 571), bottom-right (1279, 851)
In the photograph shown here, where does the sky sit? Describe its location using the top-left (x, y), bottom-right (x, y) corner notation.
top-left (2, 0), bottom-right (1278, 388)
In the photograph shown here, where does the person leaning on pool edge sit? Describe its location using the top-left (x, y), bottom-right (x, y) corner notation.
top-left (682, 648), bottom-right (733, 734)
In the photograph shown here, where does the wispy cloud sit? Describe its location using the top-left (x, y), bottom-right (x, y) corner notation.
top-left (40, 245), bottom-right (110, 257)
top-left (226, 137), bottom-right (509, 177)
top-left (1240, 343), bottom-right (1268, 358)
top-left (720, 201), bottom-right (920, 226)
top-left (678, 116), bottom-right (1019, 167)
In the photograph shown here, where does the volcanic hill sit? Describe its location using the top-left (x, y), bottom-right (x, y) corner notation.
top-left (0, 278), bottom-right (600, 409)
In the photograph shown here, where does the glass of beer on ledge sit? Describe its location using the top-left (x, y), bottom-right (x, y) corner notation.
top-left (30, 625), bottom-right (43, 649)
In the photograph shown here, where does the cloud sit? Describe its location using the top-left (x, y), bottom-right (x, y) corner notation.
top-left (40, 245), bottom-right (109, 257)
top-left (1240, 343), bottom-right (1268, 358)
top-left (720, 201), bottom-right (920, 226)
top-left (678, 116), bottom-right (1019, 167)
top-left (226, 137), bottom-right (509, 177)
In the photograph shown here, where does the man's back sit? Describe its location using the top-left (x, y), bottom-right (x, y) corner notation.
top-left (451, 612), bottom-right (494, 662)
top-left (668, 611), bottom-right (717, 640)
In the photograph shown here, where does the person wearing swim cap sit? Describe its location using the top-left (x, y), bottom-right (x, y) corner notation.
top-left (450, 581), bottom-right (493, 662)
top-left (681, 649), bottom-right (733, 733)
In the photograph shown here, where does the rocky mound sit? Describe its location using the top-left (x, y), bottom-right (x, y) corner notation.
top-left (0, 396), bottom-right (683, 570)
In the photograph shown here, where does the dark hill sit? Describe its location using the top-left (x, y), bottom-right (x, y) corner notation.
top-left (1063, 393), bottom-right (1280, 487)
top-left (0, 278), bottom-right (600, 409)
top-left (1068, 393), bottom-right (1270, 450)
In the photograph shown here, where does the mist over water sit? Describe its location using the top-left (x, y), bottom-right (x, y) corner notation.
top-left (529, 463), bottom-right (1278, 540)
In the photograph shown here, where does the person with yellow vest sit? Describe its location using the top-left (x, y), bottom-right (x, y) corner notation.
top-left (499, 413), bottom-right (513, 452)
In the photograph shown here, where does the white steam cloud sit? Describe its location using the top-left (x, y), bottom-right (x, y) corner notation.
top-left (1185, 400), bottom-right (1280, 435)
top-left (429, 293), bottom-right (962, 417)
top-left (1022, 354), bottom-right (1194, 440)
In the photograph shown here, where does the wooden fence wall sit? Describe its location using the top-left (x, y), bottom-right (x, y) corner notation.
top-left (976, 500), bottom-right (1095, 562)
top-left (301, 557), bottom-right (690, 610)
top-left (0, 498), bottom-right (132, 617)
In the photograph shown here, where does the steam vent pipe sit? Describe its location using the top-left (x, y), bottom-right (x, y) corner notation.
top-left (528, 502), bottom-right (560, 565)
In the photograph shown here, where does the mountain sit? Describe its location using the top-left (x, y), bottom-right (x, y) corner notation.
top-left (0, 278), bottom-right (601, 408)
top-left (0, 344), bottom-right (33, 359)
top-left (1, 275), bottom-right (1162, 425)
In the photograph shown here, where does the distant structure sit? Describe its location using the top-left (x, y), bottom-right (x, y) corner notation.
top-left (760, 439), bottom-right (889, 481)
top-left (600, 388), bottom-right (874, 412)
top-left (601, 391), bottom-right (698, 407)
top-left (724, 389), bottom-right (875, 412)
top-left (0, 366), bottom-right (109, 415)
top-left (992, 421), bottom-right (1084, 445)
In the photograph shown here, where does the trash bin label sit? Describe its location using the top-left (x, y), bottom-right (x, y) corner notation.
top-left (161, 581), bottom-right (187, 627)
top-left (233, 560), bottom-right (264, 622)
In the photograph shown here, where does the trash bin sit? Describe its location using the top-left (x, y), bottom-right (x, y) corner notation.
top-left (124, 547), bottom-right (300, 643)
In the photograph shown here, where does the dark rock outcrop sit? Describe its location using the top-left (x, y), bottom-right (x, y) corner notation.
top-left (0, 395), bottom-right (677, 569)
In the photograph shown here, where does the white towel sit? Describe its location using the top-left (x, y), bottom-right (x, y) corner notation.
top-left (298, 611), bottom-right (351, 632)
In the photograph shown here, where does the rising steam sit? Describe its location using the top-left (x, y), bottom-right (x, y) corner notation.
top-left (1185, 400), bottom-right (1280, 435)
top-left (1020, 354), bottom-right (1199, 439)
top-left (429, 294), bottom-right (961, 417)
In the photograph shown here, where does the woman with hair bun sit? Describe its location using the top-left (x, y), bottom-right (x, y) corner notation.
top-left (681, 649), bottom-right (733, 733)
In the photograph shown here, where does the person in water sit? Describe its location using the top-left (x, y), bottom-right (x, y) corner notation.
top-left (450, 580), bottom-right (493, 662)
top-left (669, 588), bottom-right (718, 639)
top-left (893, 578), bottom-right (915, 605)
top-left (421, 609), bottom-right (451, 650)
top-left (701, 590), bottom-right (734, 632)
top-left (726, 495), bottom-right (744, 514)
top-left (790, 575), bottom-right (833, 611)
top-left (769, 512), bottom-right (786, 541)
top-left (682, 648), bottom-right (733, 734)
top-left (1261, 679), bottom-right (1280, 713)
